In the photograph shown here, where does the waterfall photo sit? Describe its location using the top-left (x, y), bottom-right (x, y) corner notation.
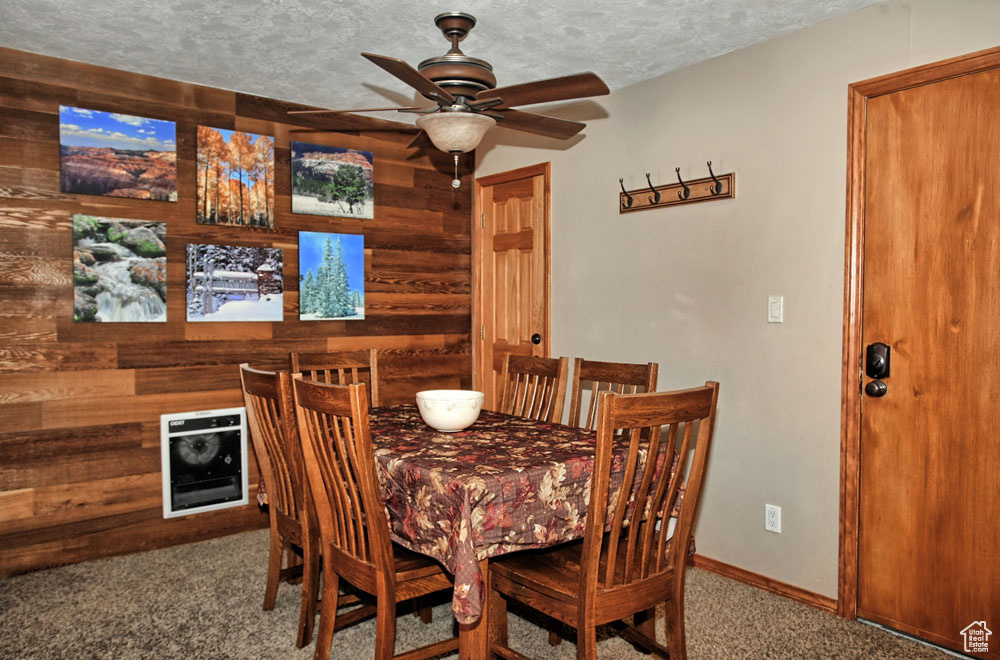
top-left (72, 214), bottom-right (167, 322)
top-left (298, 231), bottom-right (364, 320)
top-left (185, 244), bottom-right (283, 322)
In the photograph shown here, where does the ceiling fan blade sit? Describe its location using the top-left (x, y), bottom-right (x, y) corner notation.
top-left (362, 53), bottom-right (456, 105)
top-left (476, 72), bottom-right (609, 109)
top-left (288, 124), bottom-right (420, 134)
top-left (488, 109), bottom-right (586, 140)
top-left (288, 106), bottom-right (425, 115)
top-left (406, 130), bottom-right (434, 150)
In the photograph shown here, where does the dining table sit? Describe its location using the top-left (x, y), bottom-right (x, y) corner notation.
top-left (368, 404), bottom-right (639, 660)
top-left (256, 402), bottom-right (669, 658)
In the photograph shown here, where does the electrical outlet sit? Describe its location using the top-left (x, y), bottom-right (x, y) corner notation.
top-left (765, 504), bottom-right (781, 533)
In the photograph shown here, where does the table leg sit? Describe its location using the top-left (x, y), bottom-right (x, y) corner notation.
top-left (458, 558), bottom-right (490, 660)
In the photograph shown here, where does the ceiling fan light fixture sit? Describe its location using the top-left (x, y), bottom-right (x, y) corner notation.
top-left (416, 111), bottom-right (496, 153)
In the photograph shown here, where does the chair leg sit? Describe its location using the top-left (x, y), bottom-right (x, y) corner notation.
top-left (548, 630), bottom-right (563, 646)
top-left (373, 583), bottom-right (397, 660)
top-left (313, 565), bottom-right (340, 660)
top-left (487, 586), bottom-right (509, 657)
top-left (576, 625), bottom-right (598, 660)
top-left (634, 607), bottom-right (656, 641)
top-left (287, 546), bottom-right (303, 584)
top-left (263, 527), bottom-right (283, 610)
top-left (412, 597), bottom-right (433, 624)
top-left (296, 540), bottom-right (321, 648)
top-left (663, 596), bottom-right (687, 660)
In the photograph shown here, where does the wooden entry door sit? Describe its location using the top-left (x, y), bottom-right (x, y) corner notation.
top-left (474, 163), bottom-right (551, 408)
top-left (841, 48), bottom-right (1000, 658)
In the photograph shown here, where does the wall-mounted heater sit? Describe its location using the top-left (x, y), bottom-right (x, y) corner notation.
top-left (160, 406), bottom-right (248, 518)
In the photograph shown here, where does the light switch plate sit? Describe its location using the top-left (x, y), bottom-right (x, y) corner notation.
top-left (767, 295), bottom-right (783, 323)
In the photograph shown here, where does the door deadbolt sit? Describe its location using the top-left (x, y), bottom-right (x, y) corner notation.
top-left (865, 342), bottom-right (891, 379)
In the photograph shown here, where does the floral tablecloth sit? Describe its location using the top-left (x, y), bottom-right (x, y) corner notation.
top-left (370, 405), bottom-right (628, 624)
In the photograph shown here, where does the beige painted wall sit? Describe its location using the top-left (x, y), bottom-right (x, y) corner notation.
top-left (474, 0), bottom-right (1000, 598)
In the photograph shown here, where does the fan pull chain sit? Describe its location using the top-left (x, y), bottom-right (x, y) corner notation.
top-left (452, 153), bottom-right (461, 189)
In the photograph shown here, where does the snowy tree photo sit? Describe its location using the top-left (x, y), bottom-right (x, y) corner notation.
top-left (185, 243), bottom-right (283, 322)
top-left (298, 232), bottom-right (364, 320)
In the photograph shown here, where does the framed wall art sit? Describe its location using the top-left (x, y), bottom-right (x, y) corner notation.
top-left (298, 231), bottom-right (365, 320)
top-left (73, 214), bottom-right (167, 323)
top-left (291, 142), bottom-right (373, 219)
top-left (185, 243), bottom-right (283, 322)
top-left (196, 127), bottom-right (275, 228)
top-left (59, 106), bottom-right (176, 201)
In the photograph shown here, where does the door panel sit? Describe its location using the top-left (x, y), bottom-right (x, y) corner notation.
top-left (858, 66), bottom-right (1000, 656)
top-left (475, 164), bottom-right (550, 409)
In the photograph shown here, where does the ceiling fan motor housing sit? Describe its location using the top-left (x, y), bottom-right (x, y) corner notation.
top-left (418, 56), bottom-right (496, 98)
top-left (418, 12), bottom-right (497, 99)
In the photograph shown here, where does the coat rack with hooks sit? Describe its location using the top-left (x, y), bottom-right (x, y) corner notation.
top-left (618, 161), bottom-right (735, 213)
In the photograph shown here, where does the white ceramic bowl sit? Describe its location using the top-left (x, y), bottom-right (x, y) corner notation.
top-left (415, 389), bottom-right (485, 432)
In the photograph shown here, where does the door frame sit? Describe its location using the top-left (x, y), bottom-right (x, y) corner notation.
top-left (472, 162), bottom-right (552, 394)
top-left (837, 44), bottom-right (1000, 619)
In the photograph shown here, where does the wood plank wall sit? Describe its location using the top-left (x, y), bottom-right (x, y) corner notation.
top-left (0, 48), bottom-right (473, 577)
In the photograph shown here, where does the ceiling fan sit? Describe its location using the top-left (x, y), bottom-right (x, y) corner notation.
top-left (289, 12), bottom-right (609, 185)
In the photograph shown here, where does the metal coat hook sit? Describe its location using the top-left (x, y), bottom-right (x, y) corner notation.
top-left (675, 168), bottom-right (691, 200)
top-left (644, 173), bottom-right (661, 204)
top-left (619, 178), bottom-right (633, 209)
top-left (707, 161), bottom-right (722, 195)
top-left (617, 163), bottom-right (734, 213)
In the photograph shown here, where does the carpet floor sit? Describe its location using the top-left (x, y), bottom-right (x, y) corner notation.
top-left (0, 529), bottom-right (955, 659)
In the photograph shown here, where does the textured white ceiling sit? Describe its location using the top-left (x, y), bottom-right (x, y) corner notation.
top-left (2, 0), bottom-right (877, 118)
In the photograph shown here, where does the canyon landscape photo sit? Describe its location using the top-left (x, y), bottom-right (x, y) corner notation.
top-left (291, 142), bottom-right (374, 219)
top-left (59, 106), bottom-right (177, 201)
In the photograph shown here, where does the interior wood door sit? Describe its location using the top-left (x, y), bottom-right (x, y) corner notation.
top-left (474, 163), bottom-right (550, 409)
top-left (856, 62), bottom-right (1000, 656)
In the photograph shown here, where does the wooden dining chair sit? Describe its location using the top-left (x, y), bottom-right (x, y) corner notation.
top-left (293, 377), bottom-right (459, 660)
top-left (497, 354), bottom-right (569, 423)
top-left (568, 358), bottom-right (658, 430)
top-left (291, 348), bottom-right (380, 406)
top-left (488, 382), bottom-right (720, 660)
top-left (240, 364), bottom-right (324, 648)
top-left (532, 358), bottom-right (659, 647)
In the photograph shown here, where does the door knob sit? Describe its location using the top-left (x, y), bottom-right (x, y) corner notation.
top-left (865, 380), bottom-right (888, 397)
top-left (531, 333), bottom-right (541, 345)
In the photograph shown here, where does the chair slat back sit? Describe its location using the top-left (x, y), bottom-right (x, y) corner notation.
top-left (580, 382), bottom-right (719, 594)
top-left (240, 365), bottom-right (307, 523)
top-left (497, 354), bottom-right (569, 423)
top-left (291, 349), bottom-right (380, 407)
top-left (568, 358), bottom-right (658, 430)
top-left (293, 377), bottom-right (391, 583)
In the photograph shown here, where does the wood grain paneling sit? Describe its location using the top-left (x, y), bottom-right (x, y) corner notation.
top-left (0, 47), bottom-right (473, 577)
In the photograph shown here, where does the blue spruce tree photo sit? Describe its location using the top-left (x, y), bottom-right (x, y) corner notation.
top-left (330, 237), bottom-right (353, 317)
top-left (304, 235), bottom-right (354, 318)
top-left (300, 270), bottom-right (316, 315)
